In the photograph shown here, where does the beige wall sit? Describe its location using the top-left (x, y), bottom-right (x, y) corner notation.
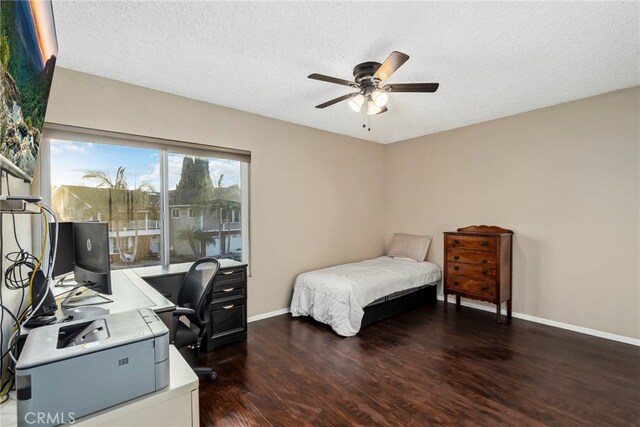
top-left (385, 87), bottom-right (640, 339)
top-left (41, 68), bottom-right (639, 339)
top-left (44, 68), bottom-right (386, 317)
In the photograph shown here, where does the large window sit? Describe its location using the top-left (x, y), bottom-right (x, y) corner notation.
top-left (167, 152), bottom-right (243, 264)
top-left (45, 136), bottom-right (248, 269)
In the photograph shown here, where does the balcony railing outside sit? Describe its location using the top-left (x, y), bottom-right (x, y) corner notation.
top-left (224, 222), bottom-right (242, 231)
top-left (110, 220), bottom-right (161, 231)
top-left (109, 220), bottom-right (242, 232)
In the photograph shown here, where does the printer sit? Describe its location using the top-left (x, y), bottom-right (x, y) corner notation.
top-left (15, 308), bottom-right (170, 427)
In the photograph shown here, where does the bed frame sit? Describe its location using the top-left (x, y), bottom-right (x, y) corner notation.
top-left (360, 282), bottom-right (438, 328)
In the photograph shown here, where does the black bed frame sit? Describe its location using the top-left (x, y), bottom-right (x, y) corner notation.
top-left (360, 283), bottom-right (438, 329)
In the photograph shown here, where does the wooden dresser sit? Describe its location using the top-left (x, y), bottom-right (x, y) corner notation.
top-left (443, 225), bottom-right (513, 323)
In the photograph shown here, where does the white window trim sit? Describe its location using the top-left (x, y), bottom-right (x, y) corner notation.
top-left (241, 162), bottom-right (250, 269)
top-left (171, 208), bottom-right (180, 219)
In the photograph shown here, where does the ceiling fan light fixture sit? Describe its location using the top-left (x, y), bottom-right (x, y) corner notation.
top-left (367, 101), bottom-right (382, 115)
top-left (348, 94), bottom-right (365, 112)
top-left (371, 89), bottom-right (389, 107)
top-left (309, 51), bottom-right (439, 127)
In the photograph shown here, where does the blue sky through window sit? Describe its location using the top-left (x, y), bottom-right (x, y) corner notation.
top-left (50, 139), bottom-right (241, 190)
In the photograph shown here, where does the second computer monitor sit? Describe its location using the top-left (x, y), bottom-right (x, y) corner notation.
top-left (73, 222), bottom-right (112, 295)
top-left (51, 222), bottom-right (75, 280)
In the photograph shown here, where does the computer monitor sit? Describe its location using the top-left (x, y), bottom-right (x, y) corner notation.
top-left (50, 222), bottom-right (75, 281)
top-left (72, 222), bottom-right (112, 296)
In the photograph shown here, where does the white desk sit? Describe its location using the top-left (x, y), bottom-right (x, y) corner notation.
top-left (52, 269), bottom-right (175, 330)
top-left (0, 346), bottom-right (199, 427)
top-left (54, 269), bottom-right (175, 314)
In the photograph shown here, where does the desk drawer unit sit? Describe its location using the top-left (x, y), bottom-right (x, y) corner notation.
top-left (443, 226), bottom-right (513, 323)
top-left (204, 264), bottom-right (248, 352)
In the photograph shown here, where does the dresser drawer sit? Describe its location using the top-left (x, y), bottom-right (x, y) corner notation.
top-left (211, 286), bottom-right (245, 302)
top-left (213, 268), bottom-right (246, 291)
top-left (210, 301), bottom-right (246, 339)
top-left (447, 261), bottom-right (496, 279)
top-left (447, 248), bottom-right (496, 265)
top-left (446, 235), bottom-right (496, 252)
top-left (446, 276), bottom-right (496, 299)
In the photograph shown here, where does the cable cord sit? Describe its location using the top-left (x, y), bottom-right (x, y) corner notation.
top-left (0, 203), bottom-right (56, 404)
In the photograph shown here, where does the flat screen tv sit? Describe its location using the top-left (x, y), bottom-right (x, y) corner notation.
top-left (0, 0), bottom-right (58, 182)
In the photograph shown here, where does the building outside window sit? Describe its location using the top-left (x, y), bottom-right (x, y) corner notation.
top-left (167, 152), bottom-right (243, 264)
top-left (46, 136), bottom-right (249, 269)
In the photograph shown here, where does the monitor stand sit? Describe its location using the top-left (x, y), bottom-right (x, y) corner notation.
top-left (61, 283), bottom-right (114, 308)
top-left (54, 274), bottom-right (78, 288)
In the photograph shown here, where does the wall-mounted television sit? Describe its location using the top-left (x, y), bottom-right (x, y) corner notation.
top-left (0, 0), bottom-right (58, 182)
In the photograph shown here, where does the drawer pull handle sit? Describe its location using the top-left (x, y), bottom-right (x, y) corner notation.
top-left (454, 256), bottom-right (459, 260)
top-left (454, 266), bottom-right (460, 271)
top-left (481, 285), bottom-right (489, 291)
top-left (482, 269), bottom-right (488, 275)
top-left (482, 259), bottom-right (488, 264)
top-left (222, 304), bottom-right (235, 310)
top-left (221, 271), bottom-right (235, 275)
top-left (453, 281), bottom-right (459, 286)
top-left (222, 288), bottom-right (234, 292)
top-left (480, 241), bottom-right (489, 247)
top-left (454, 240), bottom-right (459, 244)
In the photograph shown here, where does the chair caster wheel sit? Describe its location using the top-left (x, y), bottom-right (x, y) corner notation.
top-left (208, 372), bottom-right (217, 382)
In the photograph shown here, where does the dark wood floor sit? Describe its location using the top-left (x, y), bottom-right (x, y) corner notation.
top-left (200, 302), bottom-right (640, 426)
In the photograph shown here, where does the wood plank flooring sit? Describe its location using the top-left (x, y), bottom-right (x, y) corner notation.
top-left (199, 302), bottom-right (640, 426)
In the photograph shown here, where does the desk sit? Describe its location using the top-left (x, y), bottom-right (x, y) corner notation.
top-left (0, 346), bottom-right (199, 427)
top-left (53, 269), bottom-right (175, 328)
top-left (132, 260), bottom-right (248, 352)
top-left (131, 259), bottom-right (245, 280)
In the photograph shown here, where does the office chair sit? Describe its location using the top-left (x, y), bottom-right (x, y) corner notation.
top-left (172, 257), bottom-right (219, 381)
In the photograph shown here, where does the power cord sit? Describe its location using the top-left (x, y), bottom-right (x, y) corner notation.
top-left (0, 201), bottom-right (57, 404)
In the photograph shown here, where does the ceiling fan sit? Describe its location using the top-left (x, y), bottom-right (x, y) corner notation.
top-left (308, 51), bottom-right (439, 121)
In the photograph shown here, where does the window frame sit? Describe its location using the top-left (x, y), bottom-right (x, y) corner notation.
top-left (171, 208), bottom-right (181, 219)
top-left (40, 129), bottom-right (250, 270)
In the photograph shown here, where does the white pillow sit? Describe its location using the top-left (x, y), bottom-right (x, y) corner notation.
top-left (387, 233), bottom-right (432, 262)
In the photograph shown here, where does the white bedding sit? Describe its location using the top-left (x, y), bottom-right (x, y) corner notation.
top-left (290, 256), bottom-right (442, 336)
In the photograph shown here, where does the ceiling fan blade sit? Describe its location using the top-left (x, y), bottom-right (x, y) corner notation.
top-left (315, 93), bottom-right (358, 109)
top-left (383, 83), bottom-right (440, 93)
top-left (308, 73), bottom-right (358, 87)
top-left (373, 51), bottom-right (410, 83)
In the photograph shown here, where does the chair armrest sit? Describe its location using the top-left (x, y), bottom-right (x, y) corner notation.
top-left (170, 306), bottom-right (195, 344)
top-left (173, 307), bottom-right (195, 317)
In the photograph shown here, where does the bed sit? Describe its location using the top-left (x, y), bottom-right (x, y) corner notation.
top-left (290, 256), bottom-right (442, 336)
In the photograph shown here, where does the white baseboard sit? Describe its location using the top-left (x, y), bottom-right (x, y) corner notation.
top-left (438, 296), bottom-right (640, 347)
top-left (248, 307), bottom-right (290, 323)
top-left (247, 300), bottom-right (639, 347)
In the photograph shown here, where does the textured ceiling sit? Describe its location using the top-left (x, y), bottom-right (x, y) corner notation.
top-left (52, 1), bottom-right (639, 144)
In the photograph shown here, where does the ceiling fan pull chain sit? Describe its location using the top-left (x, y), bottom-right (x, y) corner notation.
top-left (362, 104), bottom-right (367, 129)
